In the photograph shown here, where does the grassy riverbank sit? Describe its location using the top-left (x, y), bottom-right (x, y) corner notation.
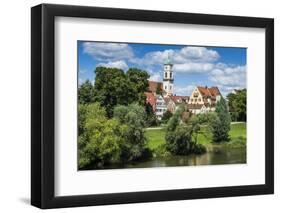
top-left (145, 123), bottom-right (246, 152)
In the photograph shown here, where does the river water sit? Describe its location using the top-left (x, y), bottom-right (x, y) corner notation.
top-left (93, 145), bottom-right (246, 170)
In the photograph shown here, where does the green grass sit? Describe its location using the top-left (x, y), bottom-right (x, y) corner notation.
top-left (145, 123), bottom-right (247, 150)
top-left (145, 128), bottom-right (166, 150)
top-left (229, 123), bottom-right (246, 138)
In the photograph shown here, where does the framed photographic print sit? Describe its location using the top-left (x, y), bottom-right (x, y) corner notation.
top-left (31, 3), bottom-right (274, 209)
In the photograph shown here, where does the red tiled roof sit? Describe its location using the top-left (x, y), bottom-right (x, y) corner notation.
top-left (171, 95), bottom-right (189, 103)
top-left (148, 81), bottom-right (163, 93)
top-left (197, 86), bottom-right (211, 96)
top-left (208, 87), bottom-right (221, 96)
top-left (197, 86), bottom-right (221, 97)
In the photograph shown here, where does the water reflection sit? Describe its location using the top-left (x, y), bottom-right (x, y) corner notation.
top-left (89, 145), bottom-right (246, 170)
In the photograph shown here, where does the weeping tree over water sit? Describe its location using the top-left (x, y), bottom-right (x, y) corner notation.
top-left (165, 105), bottom-right (206, 155)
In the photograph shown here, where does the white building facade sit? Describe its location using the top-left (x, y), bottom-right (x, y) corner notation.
top-left (155, 95), bottom-right (167, 120)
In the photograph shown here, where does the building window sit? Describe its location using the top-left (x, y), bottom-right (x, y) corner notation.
top-left (165, 86), bottom-right (167, 90)
top-left (198, 98), bottom-right (201, 102)
top-left (170, 85), bottom-right (172, 90)
top-left (170, 73), bottom-right (172, 78)
top-left (165, 72), bottom-right (167, 78)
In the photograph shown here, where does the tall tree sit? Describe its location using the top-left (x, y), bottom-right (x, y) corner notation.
top-left (93, 67), bottom-right (132, 117)
top-left (127, 68), bottom-right (150, 105)
top-left (78, 80), bottom-right (94, 104)
top-left (212, 97), bottom-right (231, 142)
top-left (93, 67), bottom-right (149, 117)
top-left (114, 104), bottom-right (148, 161)
top-left (227, 89), bottom-right (247, 121)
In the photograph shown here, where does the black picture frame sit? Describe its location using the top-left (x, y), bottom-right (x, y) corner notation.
top-left (31, 3), bottom-right (274, 209)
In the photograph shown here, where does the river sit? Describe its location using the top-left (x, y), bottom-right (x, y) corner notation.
top-left (90, 145), bottom-right (246, 170)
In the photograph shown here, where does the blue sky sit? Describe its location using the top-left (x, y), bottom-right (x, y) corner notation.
top-left (78, 41), bottom-right (246, 96)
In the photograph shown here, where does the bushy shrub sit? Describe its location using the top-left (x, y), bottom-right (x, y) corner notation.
top-left (161, 110), bottom-right (173, 124)
top-left (78, 103), bottom-right (128, 169)
top-left (145, 103), bottom-right (158, 127)
top-left (226, 136), bottom-right (246, 148)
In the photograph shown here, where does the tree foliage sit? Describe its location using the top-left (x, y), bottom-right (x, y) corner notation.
top-left (145, 103), bottom-right (158, 127)
top-left (165, 106), bottom-right (206, 155)
top-left (127, 68), bottom-right (150, 105)
top-left (211, 97), bottom-right (231, 142)
top-left (92, 67), bottom-right (149, 117)
top-left (78, 80), bottom-right (94, 104)
top-left (114, 103), bottom-right (149, 161)
top-left (227, 89), bottom-right (247, 121)
top-left (161, 110), bottom-right (173, 124)
top-left (78, 103), bottom-right (128, 169)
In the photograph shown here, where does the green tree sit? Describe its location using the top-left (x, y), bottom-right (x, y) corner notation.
top-left (227, 89), bottom-right (246, 121)
top-left (161, 110), bottom-right (173, 124)
top-left (78, 80), bottom-right (94, 104)
top-left (166, 124), bottom-right (193, 155)
top-left (114, 103), bottom-right (149, 161)
top-left (127, 68), bottom-right (150, 105)
top-left (212, 98), bottom-right (231, 142)
top-left (93, 67), bottom-right (149, 117)
top-left (145, 103), bottom-right (158, 127)
top-left (78, 103), bottom-right (128, 169)
top-left (165, 106), bottom-right (206, 155)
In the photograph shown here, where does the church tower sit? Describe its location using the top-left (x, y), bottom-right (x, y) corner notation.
top-left (163, 56), bottom-right (174, 96)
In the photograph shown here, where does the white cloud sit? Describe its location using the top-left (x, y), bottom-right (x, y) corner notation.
top-left (208, 64), bottom-right (246, 96)
top-left (97, 60), bottom-right (129, 71)
top-left (149, 72), bottom-right (162, 82)
top-left (179, 46), bottom-right (219, 62)
top-left (130, 46), bottom-right (219, 66)
top-left (83, 42), bottom-right (134, 61)
top-left (78, 78), bottom-right (84, 85)
top-left (79, 68), bottom-right (87, 74)
top-left (209, 65), bottom-right (246, 87)
top-left (174, 85), bottom-right (195, 96)
top-left (173, 62), bottom-right (214, 73)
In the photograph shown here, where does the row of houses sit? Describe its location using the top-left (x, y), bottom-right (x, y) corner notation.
top-left (144, 58), bottom-right (222, 120)
top-left (145, 81), bottom-right (222, 120)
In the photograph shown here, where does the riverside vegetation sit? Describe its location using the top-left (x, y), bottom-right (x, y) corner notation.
top-left (78, 67), bottom-right (246, 170)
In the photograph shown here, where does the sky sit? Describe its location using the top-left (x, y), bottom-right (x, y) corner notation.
top-left (78, 41), bottom-right (246, 96)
